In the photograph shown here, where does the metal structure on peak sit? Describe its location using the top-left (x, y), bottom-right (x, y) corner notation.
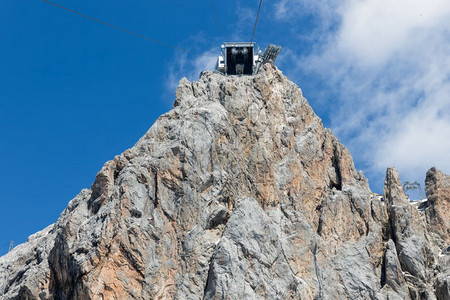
top-left (403, 181), bottom-right (424, 200)
top-left (216, 43), bottom-right (281, 76)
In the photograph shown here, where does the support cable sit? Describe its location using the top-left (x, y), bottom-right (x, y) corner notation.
top-left (208, 0), bottom-right (226, 39)
top-left (42, 0), bottom-right (186, 51)
top-left (250, 0), bottom-right (263, 42)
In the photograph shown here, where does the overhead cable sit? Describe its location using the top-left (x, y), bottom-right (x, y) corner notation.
top-left (42, 0), bottom-right (186, 51)
top-left (208, 0), bottom-right (226, 39)
top-left (250, 0), bottom-right (263, 42)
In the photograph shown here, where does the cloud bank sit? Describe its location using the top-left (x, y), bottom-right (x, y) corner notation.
top-left (275, 0), bottom-right (450, 192)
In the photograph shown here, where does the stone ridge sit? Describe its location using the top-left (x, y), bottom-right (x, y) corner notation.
top-left (0, 64), bottom-right (448, 299)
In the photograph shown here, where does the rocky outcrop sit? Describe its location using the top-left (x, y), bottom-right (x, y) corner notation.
top-left (424, 168), bottom-right (450, 300)
top-left (425, 168), bottom-right (450, 247)
top-left (383, 168), bottom-right (438, 299)
top-left (0, 224), bottom-right (55, 299)
top-left (380, 239), bottom-right (409, 299)
top-left (0, 64), bottom-right (448, 299)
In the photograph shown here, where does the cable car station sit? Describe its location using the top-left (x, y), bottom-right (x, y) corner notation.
top-left (216, 43), bottom-right (282, 76)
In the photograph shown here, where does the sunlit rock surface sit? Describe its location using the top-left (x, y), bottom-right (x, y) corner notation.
top-left (0, 64), bottom-right (448, 299)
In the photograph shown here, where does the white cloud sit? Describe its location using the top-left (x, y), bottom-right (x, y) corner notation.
top-left (336, 0), bottom-right (450, 67)
top-left (276, 0), bottom-right (450, 192)
top-left (374, 110), bottom-right (450, 179)
top-left (166, 48), bottom-right (218, 93)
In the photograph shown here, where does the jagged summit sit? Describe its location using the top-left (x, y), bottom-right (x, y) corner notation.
top-left (0, 64), bottom-right (448, 299)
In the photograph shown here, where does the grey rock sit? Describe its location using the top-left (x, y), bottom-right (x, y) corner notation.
top-left (0, 223), bottom-right (55, 299)
top-left (384, 168), bottom-right (440, 299)
top-left (380, 239), bottom-right (410, 299)
top-left (425, 167), bottom-right (450, 247)
top-left (435, 246), bottom-right (450, 300)
top-left (0, 64), bottom-right (448, 299)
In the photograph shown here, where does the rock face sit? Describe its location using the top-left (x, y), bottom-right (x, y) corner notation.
top-left (0, 64), bottom-right (448, 299)
top-left (424, 168), bottom-right (450, 300)
top-left (425, 168), bottom-right (450, 248)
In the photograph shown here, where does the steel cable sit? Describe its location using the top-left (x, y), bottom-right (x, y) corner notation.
top-left (42, 0), bottom-right (186, 52)
top-left (250, 0), bottom-right (263, 42)
top-left (208, 0), bottom-right (226, 39)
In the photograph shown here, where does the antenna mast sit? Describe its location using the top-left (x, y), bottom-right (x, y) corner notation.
top-left (8, 241), bottom-right (14, 252)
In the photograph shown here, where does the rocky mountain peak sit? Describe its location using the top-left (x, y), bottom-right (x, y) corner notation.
top-left (0, 64), bottom-right (448, 299)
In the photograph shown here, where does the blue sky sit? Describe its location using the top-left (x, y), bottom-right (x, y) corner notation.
top-left (1, 0), bottom-right (450, 254)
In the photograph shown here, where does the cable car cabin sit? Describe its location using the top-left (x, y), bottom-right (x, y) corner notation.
top-left (216, 42), bottom-right (282, 76)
